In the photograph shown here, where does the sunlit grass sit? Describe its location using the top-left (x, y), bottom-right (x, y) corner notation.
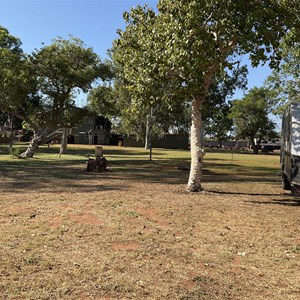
top-left (0, 143), bottom-right (280, 177)
top-left (204, 150), bottom-right (280, 176)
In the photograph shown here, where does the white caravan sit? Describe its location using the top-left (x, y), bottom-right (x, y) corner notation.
top-left (281, 103), bottom-right (300, 194)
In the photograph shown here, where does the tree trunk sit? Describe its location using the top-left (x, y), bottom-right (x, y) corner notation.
top-left (9, 114), bottom-right (14, 154)
top-left (145, 108), bottom-right (154, 149)
top-left (19, 131), bottom-right (46, 158)
top-left (60, 128), bottom-right (68, 155)
top-left (187, 97), bottom-right (204, 192)
top-left (250, 137), bottom-right (259, 154)
top-left (145, 123), bottom-right (150, 149)
top-left (19, 128), bottom-right (61, 158)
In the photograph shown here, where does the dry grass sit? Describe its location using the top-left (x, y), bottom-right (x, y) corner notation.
top-left (0, 144), bottom-right (299, 299)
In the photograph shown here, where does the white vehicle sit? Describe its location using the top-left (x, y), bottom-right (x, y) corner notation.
top-left (281, 103), bottom-right (300, 195)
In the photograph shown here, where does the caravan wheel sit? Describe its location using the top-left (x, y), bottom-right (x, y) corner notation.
top-left (282, 174), bottom-right (291, 190)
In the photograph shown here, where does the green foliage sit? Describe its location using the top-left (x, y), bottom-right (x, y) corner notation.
top-left (229, 87), bottom-right (277, 152)
top-left (0, 26), bottom-right (22, 53)
top-left (0, 27), bottom-right (109, 137)
top-left (0, 27), bottom-right (37, 119)
top-left (265, 31), bottom-right (300, 114)
top-left (28, 36), bottom-right (104, 130)
top-left (156, 0), bottom-right (299, 95)
top-left (111, 0), bottom-right (299, 133)
top-left (31, 37), bottom-right (101, 96)
top-left (1, 26), bottom-right (112, 156)
top-left (205, 102), bottom-right (233, 142)
top-left (204, 70), bottom-right (248, 142)
top-left (111, 5), bottom-right (191, 139)
top-left (88, 85), bottom-right (117, 118)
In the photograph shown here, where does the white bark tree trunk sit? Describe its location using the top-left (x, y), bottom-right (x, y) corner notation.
top-left (60, 127), bottom-right (68, 155)
top-left (145, 125), bottom-right (151, 149)
top-left (187, 97), bottom-right (203, 192)
top-left (145, 108), bottom-right (154, 149)
top-left (19, 128), bottom-right (61, 158)
top-left (19, 130), bottom-right (46, 158)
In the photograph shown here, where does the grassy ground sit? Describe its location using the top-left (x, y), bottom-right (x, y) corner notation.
top-left (0, 144), bottom-right (299, 299)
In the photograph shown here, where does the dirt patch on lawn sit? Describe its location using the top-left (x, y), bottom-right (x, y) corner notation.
top-left (111, 242), bottom-right (142, 251)
top-left (0, 161), bottom-right (299, 299)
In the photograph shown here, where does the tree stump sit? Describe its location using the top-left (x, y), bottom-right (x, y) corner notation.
top-left (86, 156), bottom-right (107, 172)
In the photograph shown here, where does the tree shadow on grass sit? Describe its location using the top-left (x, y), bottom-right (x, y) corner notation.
top-left (0, 159), bottom-right (127, 193)
top-left (0, 154), bottom-right (281, 193)
top-left (244, 197), bottom-right (300, 206)
top-left (0, 181), bottom-right (126, 193)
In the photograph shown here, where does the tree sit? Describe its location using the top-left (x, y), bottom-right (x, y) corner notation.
top-left (90, 10), bottom-right (192, 147)
top-left (0, 26), bottom-right (36, 120)
top-left (204, 71), bottom-right (248, 144)
top-left (204, 103), bottom-right (233, 145)
top-left (89, 82), bottom-right (191, 147)
top-left (0, 111), bottom-right (23, 153)
top-left (19, 37), bottom-right (105, 157)
top-left (229, 87), bottom-right (277, 154)
top-left (113, 1), bottom-right (299, 192)
top-left (110, 8), bottom-right (176, 147)
top-left (0, 26), bottom-right (39, 151)
top-left (0, 27), bottom-right (110, 158)
top-left (265, 31), bottom-right (300, 114)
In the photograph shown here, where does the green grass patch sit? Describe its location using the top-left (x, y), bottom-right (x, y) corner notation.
top-left (0, 144), bottom-right (280, 178)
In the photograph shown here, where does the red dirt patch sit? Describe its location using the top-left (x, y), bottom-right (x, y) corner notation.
top-left (47, 216), bottom-right (62, 228)
top-left (134, 206), bottom-right (169, 227)
top-left (70, 213), bottom-right (102, 225)
top-left (110, 242), bottom-right (141, 251)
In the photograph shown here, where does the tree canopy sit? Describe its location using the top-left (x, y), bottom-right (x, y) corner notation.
top-left (0, 26), bottom-right (37, 121)
top-left (265, 31), bottom-right (300, 114)
top-left (0, 26), bottom-right (111, 157)
top-left (109, 6), bottom-right (191, 145)
top-left (229, 87), bottom-right (277, 154)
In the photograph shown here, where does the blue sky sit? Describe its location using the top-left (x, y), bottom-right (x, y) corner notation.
top-left (1, 0), bottom-right (272, 100)
top-left (0, 0), bottom-right (158, 57)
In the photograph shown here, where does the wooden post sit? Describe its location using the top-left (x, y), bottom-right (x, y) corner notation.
top-left (95, 146), bottom-right (103, 157)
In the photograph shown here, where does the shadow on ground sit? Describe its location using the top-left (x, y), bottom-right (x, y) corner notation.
top-left (0, 145), bottom-right (282, 194)
top-left (245, 197), bottom-right (300, 206)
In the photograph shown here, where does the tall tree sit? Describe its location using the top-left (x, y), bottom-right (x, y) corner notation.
top-left (113, 1), bottom-right (299, 191)
top-left (229, 87), bottom-right (277, 154)
top-left (19, 37), bottom-right (105, 158)
top-left (265, 31), bottom-right (300, 114)
top-left (110, 6), bottom-right (191, 147)
top-left (0, 26), bottom-right (37, 127)
top-left (0, 28), bottom-right (110, 158)
top-left (89, 83), bottom-right (191, 145)
top-left (204, 103), bottom-right (233, 145)
top-left (204, 70), bottom-right (248, 144)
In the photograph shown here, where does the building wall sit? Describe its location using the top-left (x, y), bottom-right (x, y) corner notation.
top-left (70, 115), bottom-right (111, 145)
top-left (123, 134), bottom-right (189, 149)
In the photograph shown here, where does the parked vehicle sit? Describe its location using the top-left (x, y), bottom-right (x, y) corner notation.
top-left (253, 138), bottom-right (281, 152)
top-left (280, 103), bottom-right (300, 195)
top-left (260, 139), bottom-right (281, 152)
